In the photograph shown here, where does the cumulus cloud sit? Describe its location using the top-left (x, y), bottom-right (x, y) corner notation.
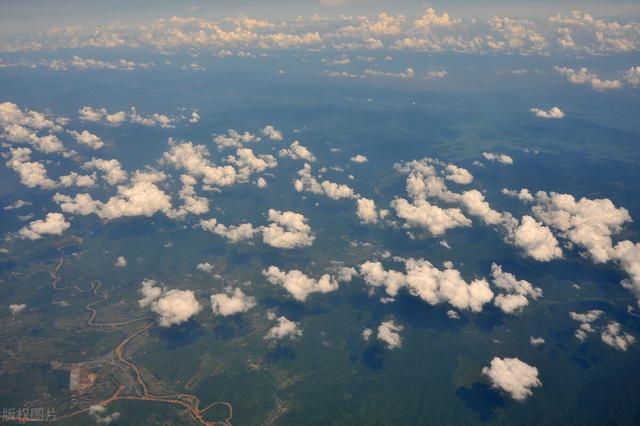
top-left (414, 8), bottom-right (460, 29)
top-left (359, 257), bottom-right (494, 312)
top-left (200, 218), bottom-right (258, 243)
top-left (482, 152), bottom-right (513, 165)
top-left (530, 337), bottom-right (545, 346)
top-left (350, 154), bottom-right (368, 163)
top-left (160, 140), bottom-right (236, 187)
top-left (211, 287), bottom-right (256, 316)
top-left (115, 256), bottom-right (127, 267)
top-left (623, 66), bottom-right (640, 87)
top-left (18, 212), bottom-right (70, 240)
top-left (279, 140), bottom-right (316, 162)
top-left (68, 129), bottom-right (104, 149)
top-left (9, 303), bottom-right (27, 314)
top-left (294, 163), bottom-right (356, 200)
top-left (79, 106), bottom-right (174, 128)
top-left (570, 309), bottom-right (603, 341)
top-left (491, 263), bottom-right (542, 313)
top-left (264, 316), bottom-right (303, 341)
top-left (530, 107), bottom-right (565, 119)
top-left (142, 284), bottom-right (202, 327)
top-left (377, 320), bottom-right (403, 349)
top-left (482, 357), bottom-right (541, 401)
top-left (356, 197), bottom-right (380, 224)
top-left (88, 404), bottom-right (121, 425)
top-left (263, 266), bottom-right (340, 301)
top-left (262, 209), bottom-right (315, 249)
top-left (261, 125), bottom-right (283, 141)
top-left (445, 164), bottom-right (473, 184)
top-left (361, 327), bottom-right (373, 341)
top-left (213, 129), bottom-right (260, 150)
top-left (554, 66), bottom-right (623, 91)
top-left (601, 321), bottom-right (635, 351)
top-left (391, 197), bottom-right (471, 236)
top-left (511, 215), bottom-right (563, 262)
top-left (83, 158), bottom-right (128, 185)
top-left (6, 147), bottom-right (57, 189)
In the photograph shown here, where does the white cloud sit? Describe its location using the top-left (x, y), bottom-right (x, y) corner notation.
top-left (377, 320), bottom-right (403, 349)
top-left (623, 66), bottom-right (640, 87)
top-left (554, 66), bottom-right (623, 91)
top-left (391, 197), bottom-right (471, 236)
top-left (88, 404), bottom-right (121, 425)
top-left (58, 171), bottom-right (96, 188)
top-left (570, 309), bottom-right (603, 341)
top-left (360, 257), bottom-right (494, 312)
top-left (482, 152), bottom-right (513, 165)
top-left (414, 8), bottom-right (460, 29)
top-left (262, 209), bottom-right (315, 249)
top-left (279, 141), bottom-right (316, 162)
top-left (115, 256), bottom-right (127, 267)
top-left (601, 321), bottom-right (635, 351)
top-left (361, 327), bottom-right (373, 341)
top-left (213, 129), bottom-right (260, 150)
top-left (482, 357), bottom-right (541, 401)
top-left (150, 288), bottom-right (202, 327)
top-left (264, 316), bottom-right (303, 341)
top-left (6, 147), bottom-right (57, 189)
top-left (200, 218), bottom-right (258, 243)
top-left (9, 303), bottom-right (27, 314)
top-left (356, 197), bottom-right (380, 224)
top-left (211, 287), bottom-right (256, 316)
top-left (261, 125), bottom-right (283, 141)
top-left (530, 337), bottom-right (545, 346)
top-left (68, 129), bottom-right (104, 149)
top-left (263, 266), bottom-right (340, 301)
top-left (294, 163), bottom-right (356, 200)
top-left (491, 263), bottom-right (542, 314)
top-left (529, 107), bottom-right (565, 119)
top-left (83, 158), bottom-right (128, 185)
top-left (445, 164), bottom-right (473, 184)
top-left (511, 215), bottom-right (563, 262)
top-left (350, 154), bottom-right (368, 163)
top-left (18, 212), bottom-right (70, 240)
top-left (160, 140), bottom-right (237, 187)
top-left (79, 106), bottom-right (174, 127)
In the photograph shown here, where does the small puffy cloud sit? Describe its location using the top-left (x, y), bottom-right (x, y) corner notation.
top-left (554, 66), bottom-right (623, 91)
top-left (6, 147), bottom-right (57, 189)
top-left (482, 152), bottom-right (513, 165)
top-left (391, 197), bottom-right (471, 236)
top-left (83, 158), bottom-right (128, 185)
top-left (196, 262), bottom-right (214, 273)
top-left (189, 111), bottom-right (200, 123)
top-left (58, 172), bottom-right (96, 188)
top-left (601, 321), bottom-right (635, 351)
top-left (88, 404), bottom-right (121, 425)
top-left (139, 280), bottom-right (203, 327)
top-left (445, 164), bottom-right (473, 185)
top-left (623, 66), bottom-right (640, 87)
top-left (529, 107), bottom-right (565, 119)
top-left (512, 216), bottom-right (563, 262)
top-left (447, 309), bottom-right (460, 319)
top-left (263, 266), bottom-right (339, 301)
top-left (501, 188), bottom-right (534, 203)
top-left (360, 257), bottom-right (494, 312)
top-left (200, 218), bottom-right (258, 243)
top-left (261, 125), bottom-right (283, 141)
top-left (482, 357), bottom-right (542, 401)
top-left (151, 289), bottom-right (202, 327)
top-left (350, 154), bottom-right (368, 163)
top-left (491, 263), bottom-right (542, 314)
top-left (68, 129), bottom-right (104, 149)
top-left (414, 7), bottom-right (460, 29)
top-left (356, 197), bottom-right (380, 224)
top-left (361, 327), bottom-right (373, 341)
top-left (294, 163), bottom-right (356, 200)
top-left (570, 309), bottom-right (603, 341)
top-left (211, 287), bottom-right (256, 316)
top-left (262, 209), bottom-right (315, 249)
top-left (279, 140), bottom-right (316, 162)
top-left (115, 256), bottom-right (127, 267)
top-left (9, 303), bottom-right (27, 314)
top-left (530, 337), bottom-right (545, 346)
top-left (256, 177), bottom-right (268, 188)
top-left (161, 140), bottom-right (236, 187)
top-left (213, 129), bottom-right (260, 150)
top-left (18, 212), bottom-right (70, 240)
top-left (264, 316), bottom-right (303, 342)
top-left (377, 320), bottom-right (403, 349)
